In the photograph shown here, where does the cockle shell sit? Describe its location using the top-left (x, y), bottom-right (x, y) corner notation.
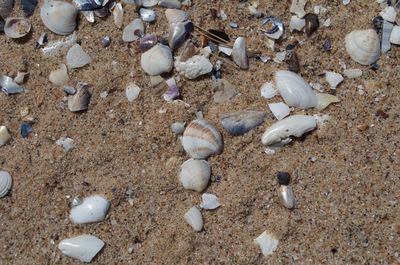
top-left (174, 55), bottom-right (213, 79)
top-left (165, 8), bottom-right (188, 24)
top-left (0, 126), bottom-right (11, 146)
top-left (232, 37), bottom-right (249, 69)
top-left (261, 115), bottom-right (317, 146)
top-left (179, 159), bottom-right (210, 192)
top-left (4, 17), bottom-right (31, 38)
top-left (122, 19), bottom-right (144, 42)
top-left (141, 44), bottom-right (173, 75)
top-left (345, 29), bottom-right (380, 65)
top-left (58, 235), bottom-right (104, 262)
top-left (220, 110), bottom-right (266, 136)
top-left (184, 206), bottom-right (203, 232)
top-left (70, 195), bottom-right (110, 224)
top-left (182, 119), bottom-right (223, 159)
top-left (0, 171), bottom-right (12, 198)
top-left (40, 1), bottom-right (78, 35)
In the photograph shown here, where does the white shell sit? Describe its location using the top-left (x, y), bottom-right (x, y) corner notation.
top-left (171, 122), bottom-right (185, 134)
top-left (126, 83), bottom-right (141, 102)
top-left (179, 159), bottom-right (210, 192)
top-left (268, 102), bottom-right (290, 120)
top-left (49, 64), bottom-right (68, 86)
top-left (232, 37), bottom-right (249, 69)
top-left (139, 8), bottom-right (156, 22)
top-left (0, 171), bottom-right (12, 198)
top-left (290, 0), bottom-right (306, 18)
top-left (122, 19), bottom-right (144, 42)
top-left (380, 6), bottom-right (397, 22)
top-left (58, 235), bottom-right (104, 262)
top-left (174, 55), bottom-right (213, 79)
top-left (345, 29), bottom-right (380, 65)
top-left (325, 71), bottom-right (344, 89)
top-left (200, 193), bottom-right (220, 210)
top-left (143, 0), bottom-right (159, 7)
top-left (278, 185), bottom-right (295, 209)
top-left (70, 195), bottom-right (110, 224)
top-left (0, 126), bottom-right (11, 147)
top-left (4, 17), bottom-right (31, 38)
top-left (56, 137), bottom-right (74, 151)
top-left (289, 15), bottom-right (305, 32)
top-left (254, 231), bottom-right (279, 257)
top-left (14, 72), bottom-right (27, 84)
top-left (165, 9), bottom-right (188, 24)
top-left (184, 206), bottom-right (203, 232)
top-left (40, 1), bottom-right (78, 35)
top-left (113, 3), bottom-right (123, 29)
top-left (390, 25), bottom-right (400, 45)
top-left (66, 44), bottom-right (92, 69)
top-left (261, 115), bottom-right (317, 146)
top-left (141, 44), bottom-right (173, 75)
top-left (182, 119), bottom-right (223, 159)
top-left (260, 82), bottom-right (277, 99)
top-left (343, 69), bottom-right (362, 79)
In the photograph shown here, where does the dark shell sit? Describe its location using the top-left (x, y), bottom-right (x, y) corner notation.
top-left (304, 13), bottom-right (319, 36)
top-left (220, 110), bottom-right (265, 136)
top-left (169, 21), bottom-right (193, 50)
top-left (286, 51), bottom-right (300, 73)
top-left (208, 29), bottom-right (230, 42)
top-left (67, 83), bottom-right (91, 112)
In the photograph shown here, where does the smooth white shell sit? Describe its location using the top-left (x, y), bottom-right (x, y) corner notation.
top-left (141, 44), bottom-right (173, 75)
top-left (261, 115), bottom-right (317, 146)
top-left (390, 25), bottom-right (400, 45)
top-left (345, 29), bottom-right (380, 65)
top-left (182, 119), bottom-right (223, 159)
top-left (268, 102), bottom-right (290, 120)
top-left (58, 235), bottom-right (104, 262)
top-left (40, 1), bottom-right (78, 35)
top-left (179, 159), bottom-right (210, 192)
top-left (4, 17), bottom-right (31, 38)
top-left (260, 82), bottom-right (277, 99)
top-left (380, 6), bottom-right (396, 22)
top-left (254, 231), bottom-right (279, 257)
top-left (0, 126), bottom-right (11, 147)
top-left (343, 69), bottom-right (362, 79)
top-left (200, 193), bottom-right (220, 210)
top-left (126, 83), bottom-right (141, 102)
top-left (140, 8), bottom-right (156, 22)
top-left (70, 195), bottom-right (110, 224)
top-left (122, 19), bottom-right (144, 42)
top-left (184, 206), bottom-right (203, 232)
top-left (0, 171), bottom-right (12, 198)
top-left (278, 185), bottom-right (295, 209)
top-left (56, 137), bottom-right (74, 151)
top-left (66, 44), bottom-right (92, 69)
top-left (49, 64), bottom-right (68, 86)
top-left (174, 55), bottom-right (213, 79)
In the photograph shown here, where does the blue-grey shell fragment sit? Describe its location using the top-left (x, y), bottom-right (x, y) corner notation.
top-left (220, 110), bottom-right (266, 136)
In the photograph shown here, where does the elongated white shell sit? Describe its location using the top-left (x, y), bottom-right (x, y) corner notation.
top-left (345, 29), bottom-right (380, 65)
top-left (261, 115), bottom-right (317, 146)
top-left (0, 171), bottom-right (12, 198)
top-left (278, 185), bottom-right (294, 209)
top-left (58, 235), bottom-right (104, 262)
top-left (70, 195), bottom-right (110, 224)
top-left (232, 37), bottom-right (249, 69)
top-left (254, 231), bottom-right (279, 256)
top-left (182, 119), bottom-right (223, 159)
top-left (0, 126), bottom-right (11, 147)
top-left (141, 44), bottom-right (173, 75)
top-left (184, 206), bottom-right (203, 231)
top-left (40, 1), bottom-right (78, 35)
top-left (179, 159), bottom-right (210, 192)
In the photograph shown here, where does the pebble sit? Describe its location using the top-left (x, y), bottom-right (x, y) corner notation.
top-left (276, 171), bottom-right (291, 186)
top-left (20, 122), bottom-right (32, 138)
top-left (171, 122), bottom-right (185, 134)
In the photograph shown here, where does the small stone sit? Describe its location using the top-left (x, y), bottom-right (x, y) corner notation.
top-left (276, 171), bottom-right (291, 185)
top-left (56, 137), bottom-right (74, 151)
top-left (20, 122), bottom-right (32, 138)
top-left (101, 36), bottom-right (111, 47)
top-left (322, 39), bottom-right (332, 51)
top-left (100, 91), bottom-right (108, 98)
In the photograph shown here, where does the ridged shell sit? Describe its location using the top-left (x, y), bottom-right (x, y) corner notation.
top-left (40, 1), bottom-right (78, 35)
top-left (182, 119), bottom-right (223, 159)
top-left (345, 29), bottom-right (380, 65)
top-left (179, 159), bottom-right (210, 192)
top-left (140, 44), bottom-right (173, 75)
top-left (0, 171), bottom-right (12, 198)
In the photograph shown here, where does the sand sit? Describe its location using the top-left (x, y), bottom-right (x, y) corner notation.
top-left (0, 0), bottom-right (399, 264)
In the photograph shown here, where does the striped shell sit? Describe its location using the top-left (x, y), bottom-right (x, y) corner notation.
top-left (182, 119), bottom-right (223, 159)
top-left (0, 171), bottom-right (12, 198)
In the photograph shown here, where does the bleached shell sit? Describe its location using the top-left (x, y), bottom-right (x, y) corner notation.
top-left (345, 29), bottom-right (380, 65)
top-left (200, 193), bottom-right (220, 210)
top-left (66, 44), bottom-right (92, 69)
top-left (0, 126), bottom-right (11, 147)
top-left (40, 1), bottom-right (78, 35)
top-left (126, 83), bottom-right (141, 102)
top-left (254, 231), bottom-right (279, 256)
top-left (289, 15), bottom-right (305, 32)
top-left (261, 115), bottom-right (317, 146)
top-left (58, 235), bottom-right (104, 262)
top-left (278, 185), bottom-right (294, 209)
top-left (268, 102), bottom-right (290, 120)
top-left (325, 71), bottom-right (343, 89)
top-left (139, 8), bottom-right (156, 22)
top-left (70, 195), bottom-right (110, 224)
top-left (122, 19), bottom-right (144, 42)
top-left (165, 8), bottom-right (188, 24)
top-left (68, 83), bottom-right (91, 112)
top-left (260, 82), bottom-right (277, 99)
top-left (290, 0), bottom-right (306, 18)
top-left (142, 0), bottom-right (159, 7)
top-left (0, 171), bottom-right (12, 198)
top-left (390, 25), bottom-right (400, 45)
top-left (174, 55), bottom-right (212, 79)
top-left (184, 206), bottom-right (203, 232)
top-left (179, 159), bottom-right (210, 192)
top-left (232, 37), bottom-right (249, 69)
top-left (380, 6), bottom-right (396, 22)
top-left (4, 17), bottom-right (31, 38)
top-left (220, 110), bottom-right (266, 135)
top-left (159, 0), bottom-right (181, 9)
top-left (168, 21), bottom-right (193, 50)
top-left (182, 119), bottom-right (223, 159)
top-left (113, 3), bottom-right (123, 29)
top-left (49, 64), bottom-right (68, 86)
top-left (141, 44), bottom-right (173, 75)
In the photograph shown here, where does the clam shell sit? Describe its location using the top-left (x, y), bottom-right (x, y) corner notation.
top-left (184, 206), bottom-right (203, 232)
top-left (220, 110), bottom-right (266, 136)
top-left (182, 119), bottom-right (223, 159)
top-left (58, 235), bottom-right (104, 262)
top-left (66, 44), bottom-right (92, 69)
top-left (174, 54), bottom-right (212, 79)
top-left (49, 64), bottom-right (68, 86)
top-left (345, 29), bottom-right (380, 65)
top-left (140, 44), bottom-right (173, 75)
top-left (165, 8), bottom-right (188, 24)
top-left (68, 83), bottom-right (91, 112)
top-left (0, 126), bottom-right (11, 147)
top-left (278, 185), bottom-right (295, 209)
top-left (40, 1), bottom-right (78, 35)
top-left (179, 159), bottom-right (210, 192)
top-left (4, 17), bottom-right (31, 38)
top-left (168, 21), bottom-right (193, 50)
top-left (0, 0), bottom-right (14, 19)
top-left (0, 171), bottom-right (12, 198)
top-left (232, 37), bottom-right (249, 69)
top-left (122, 18), bottom-right (144, 42)
top-left (70, 195), bottom-right (110, 224)
top-left (261, 115), bottom-right (317, 146)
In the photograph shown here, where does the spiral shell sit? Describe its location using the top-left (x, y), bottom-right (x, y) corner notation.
top-left (345, 29), bottom-right (380, 65)
top-left (40, 1), bottom-right (78, 35)
top-left (182, 119), bottom-right (223, 159)
top-left (0, 171), bottom-right (12, 198)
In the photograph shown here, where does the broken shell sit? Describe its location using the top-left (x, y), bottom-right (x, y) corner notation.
top-left (220, 110), bottom-right (266, 136)
top-left (68, 83), bottom-right (91, 112)
top-left (260, 82), bottom-right (277, 99)
top-left (41, 31), bottom-right (77, 57)
top-left (126, 83), bottom-right (141, 102)
top-left (163, 77), bottom-right (179, 101)
top-left (0, 171), bottom-right (12, 198)
top-left (278, 185), bottom-right (295, 209)
top-left (200, 193), bottom-right (220, 210)
top-left (0, 0), bottom-right (14, 19)
top-left (182, 119), bottom-right (223, 159)
top-left (390, 25), bottom-right (400, 45)
top-left (14, 72), bottom-right (27, 84)
top-left (179, 159), bottom-right (210, 192)
top-left (168, 21), bottom-right (193, 50)
top-left (58, 235), bottom-right (104, 263)
top-left (122, 19), bottom-right (144, 42)
top-left (290, 0), bottom-right (306, 18)
top-left (380, 6), bottom-right (396, 23)
top-left (141, 44), bottom-right (173, 75)
top-left (325, 71), bottom-right (343, 89)
top-left (49, 64), bottom-right (68, 86)
top-left (139, 8), bottom-right (156, 22)
top-left (70, 195), bottom-right (110, 224)
top-left (254, 231), bottom-right (279, 257)
top-left (268, 102), bottom-right (290, 120)
top-left (165, 8), bottom-right (188, 24)
top-left (4, 17), bottom-right (31, 38)
top-left (261, 16), bottom-right (284, 39)
top-left (171, 122), bottom-right (185, 134)
top-left (345, 29), bottom-right (380, 65)
top-left (113, 2), bottom-right (123, 29)
top-left (138, 33), bottom-right (157, 51)
top-left (289, 15), bottom-right (305, 32)
top-left (184, 206), bottom-right (203, 232)
top-left (66, 44), bottom-right (92, 69)
top-left (261, 115), bottom-right (317, 146)
top-left (0, 75), bottom-right (24, 94)
top-left (232, 37), bottom-right (249, 69)
top-left (381, 20), bottom-right (393, 54)
top-left (159, 0), bottom-right (181, 9)
top-left (142, 0), bottom-right (158, 7)
top-left (40, 1), bottom-right (78, 35)
top-left (304, 13), bottom-right (319, 36)
top-left (174, 55), bottom-right (213, 79)
top-left (0, 126), bottom-right (11, 146)
top-left (56, 137), bottom-right (74, 151)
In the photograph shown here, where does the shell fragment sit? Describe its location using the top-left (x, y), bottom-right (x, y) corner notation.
top-left (58, 235), bottom-right (105, 262)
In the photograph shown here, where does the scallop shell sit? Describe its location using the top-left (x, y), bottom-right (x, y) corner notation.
top-left (70, 195), bottom-right (110, 224)
top-left (4, 17), bottom-right (31, 38)
top-left (0, 171), bottom-right (12, 198)
top-left (40, 1), bottom-right (78, 35)
top-left (345, 29), bottom-right (380, 65)
top-left (179, 159), bottom-right (210, 192)
top-left (182, 119), bottom-right (223, 159)
top-left (184, 206), bottom-right (203, 232)
top-left (58, 235), bottom-right (104, 263)
top-left (140, 44), bottom-right (173, 75)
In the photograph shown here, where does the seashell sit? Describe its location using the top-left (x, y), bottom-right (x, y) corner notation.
top-left (254, 231), bottom-right (279, 257)
top-left (113, 3), bottom-right (123, 29)
top-left (66, 44), bottom-right (92, 69)
top-left (0, 126), bottom-right (11, 147)
top-left (68, 83), bottom-right (91, 112)
top-left (73, 0), bottom-right (102, 11)
top-left (58, 235), bottom-right (104, 262)
top-left (20, 122), bottom-right (33, 138)
top-left (139, 8), bottom-right (156, 22)
top-left (40, 1), bottom-right (78, 35)
top-left (4, 17), bottom-right (31, 38)
top-left (381, 20), bottom-right (393, 54)
top-left (101, 35), bottom-right (111, 47)
top-left (278, 185), bottom-right (295, 209)
top-left (200, 193), bottom-right (220, 210)
top-left (122, 18), bottom-right (144, 42)
top-left (268, 102), bottom-right (290, 121)
top-left (380, 6), bottom-right (396, 22)
top-left (41, 31), bottom-right (77, 57)
top-left (158, 0), bottom-right (181, 9)
top-left (163, 77), bottom-right (179, 101)
top-left (138, 33), bottom-right (157, 52)
top-left (0, 171), bottom-right (12, 198)
top-left (260, 82), bottom-right (277, 99)
top-left (345, 29), bottom-right (380, 65)
top-left (290, 0), bottom-right (306, 18)
top-left (0, 0), bottom-right (14, 19)
top-left (220, 110), bottom-right (266, 136)
top-left (169, 21), bottom-right (193, 50)
top-left (0, 75), bottom-right (24, 94)
top-left (126, 83), bottom-right (141, 102)
top-left (390, 25), bottom-right (400, 45)
top-left (174, 55), bottom-right (212, 79)
top-left (182, 119), bottom-right (223, 159)
top-left (49, 64), bottom-right (68, 86)
top-left (289, 15), bottom-right (305, 32)
top-left (304, 13), bottom-right (319, 36)
top-left (343, 68), bottom-right (362, 79)
top-left (231, 37), bottom-right (249, 69)
top-left (14, 72), bottom-right (27, 84)
top-left (325, 71), bottom-right (343, 89)
top-left (70, 195), bottom-right (110, 224)
top-left (142, 0), bottom-right (158, 7)
top-left (141, 44), bottom-right (173, 75)
top-left (64, 86), bottom-right (76, 95)
top-left (184, 206), bottom-right (203, 232)
top-left (261, 16), bottom-right (284, 39)
top-left (56, 137), bottom-right (74, 151)
top-left (171, 122), bottom-right (185, 134)
top-left (218, 46), bottom-right (232, 56)
top-left (179, 159), bottom-right (210, 192)
top-left (165, 8), bottom-right (188, 24)
top-left (261, 115), bottom-right (317, 146)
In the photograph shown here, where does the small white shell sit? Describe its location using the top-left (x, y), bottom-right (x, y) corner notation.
top-left (200, 193), bottom-right (220, 210)
top-left (113, 3), bottom-right (123, 29)
top-left (232, 37), bottom-right (249, 70)
top-left (174, 55), bottom-right (213, 79)
top-left (165, 9), bottom-right (188, 24)
top-left (171, 122), bottom-right (185, 134)
top-left (380, 6), bottom-right (397, 22)
top-left (58, 235), bottom-right (105, 262)
top-left (49, 64), bottom-right (68, 86)
top-left (179, 159), bottom-right (210, 192)
top-left (260, 82), bottom-right (277, 99)
top-left (254, 231), bottom-right (279, 257)
top-left (141, 44), bottom-right (173, 76)
top-left (66, 44), bottom-right (92, 69)
top-left (268, 102), bottom-right (290, 120)
top-left (184, 206), bottom-right (203, 232)
top-left (4, 17), bottom-right (31, 38)
top-left (325, 71), bottom-right (344, 89)
top-left (126, 83), bottom-right (141, 102)
top-left (261, 115), bottom-right (317, 146)
top-left (390, 25), bottom-right (400, 45)
top-left (0, 126), bottom-right (11, 147)
top-left (345, 29), bottom-right (380, 65)
top-left (70, 195), bottom-right (110, 224)
top-left (0, 171), bottom-right (12, 198)
top-left (278, 185), bottom-right (295, 209)
top-left (290, 0), bottom-right (306, 18)
top-left (122, 19), bottom-right (144, 42)
top-left (182, 119), bottom-right (223, 159)
top-left (56, 137), bottom-right (74, 151)
top-left (139, 8), bottom-right (156, 22)
top-left (40, 1), bottom-right (78, 35)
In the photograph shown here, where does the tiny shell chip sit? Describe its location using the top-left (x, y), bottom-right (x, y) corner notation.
top-left (126, 83), bottom-right (141, 102)
top-left (165, 8), bottom-right (188, 24)
top-left (66, 44), bottom-right (92, 69)
top-left (171, 122), bottom-right (185, 134)
top-left (182, 119), bottom-right (223, 159)
top-left (254, 231), bottom-right (279, 257)
top-left (200, 193), bottom-right (220, 210)
top-left (325, 71), bottom-right (343, 89)
top-left (70, 195), bottom-right (110, 224)
top-left (289, 15), bottom-right (305, 32)
top-left (184, 206), bottom-right (203, 232)
top-left (0, 171), bottom-right (12, 198)
top-left (0, 126), bottom-right (11, 146)
top-left (268, 102), bottom-right (290, 120)
top-left (56, 137), bottom-right (74, 151)
top-left (58, 235), bottom-right (105, 262)
top-left (260, 82), bottom-right (277, 99)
